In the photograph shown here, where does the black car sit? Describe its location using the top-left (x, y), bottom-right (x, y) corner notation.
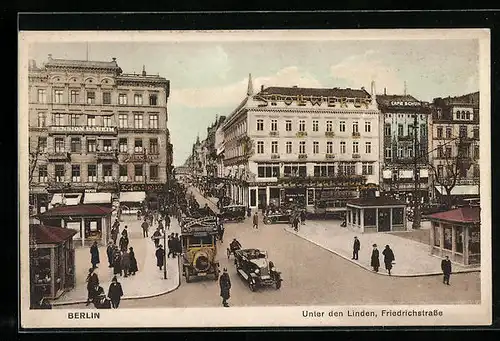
top-left (220, 205), bottom-right (246, 222)
top-left (233, 248), bottom-right (282, 291)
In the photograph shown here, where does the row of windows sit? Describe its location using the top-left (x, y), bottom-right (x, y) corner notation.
top-left (255, 140), bottom-right (373, 154)
top-left (37, 113), bottom-right (160, 129)
top-left (436, 164), bottom-right (480, 179)
top-left (435, 126), bottom-right (479, 139)
top-left (37, 89), bottom-right (159, 106)
top-left (256, 119), bottom-right (372, 133)
top-left (384, 123), bottom-right (427, 137)
top-left (35, 136), bottom-right (159, 154)
top-left (36, 164), bottom-right (159, 183)
top-left (256, 162), bottom-right (374, 178)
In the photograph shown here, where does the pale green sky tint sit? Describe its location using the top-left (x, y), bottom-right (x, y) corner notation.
top-left (29, 40), bottom-right (479, 166)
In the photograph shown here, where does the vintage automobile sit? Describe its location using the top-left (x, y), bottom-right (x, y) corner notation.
top-left (180, 216), bottom-right (220, 283)
top-left (263, 210), bottom-right (292, 225)
top-left (233, 248), bottom-right (282, 291)
top-left (306, 199), bottom-right (347, 219)
top-left (220, 205), bottom-right (246, 222)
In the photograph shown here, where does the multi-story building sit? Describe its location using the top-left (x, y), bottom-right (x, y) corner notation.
top-left (377, 92), bottom-right (431, 204)
top-left (429, 92), bottom-right (480, 205)
top-left (222, 75), bottom-right (381, 210)
top-left (28, 55), bottom-right (171, 213)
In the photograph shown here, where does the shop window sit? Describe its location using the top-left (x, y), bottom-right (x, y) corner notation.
top-left (283, 164), bottom-right (306, 177)
top-left (314, 164), bottom-right (335, 177)
top-left (443, 225), bottom-right (452, 250)
top-left (456, 226), bottom-right (464, 253)
top-left (257, 164), bottom-right (279, 178)
top-left (392, 208), bottom-right (404, 225)
top-left (364, 208), bottom-right (376, 226)
top-left (84, 219), bottom-right (102, 240)
top-left (468, 227), bottom-right (480, 255)
top-left (433, 223), bottom-right (441, 247)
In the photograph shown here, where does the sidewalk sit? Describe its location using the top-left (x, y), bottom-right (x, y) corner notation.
top-left (51, 216), bottom-right (181, 306)
top-left (284, 220), bottom-right (480, 277)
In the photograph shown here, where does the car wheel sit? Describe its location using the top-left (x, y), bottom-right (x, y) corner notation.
top-left (275, 278), bottom-right (282, 290)
top-left (264, 218), bottom-right (270, 225)
top-left (249, 281), bottom-right (256, 292)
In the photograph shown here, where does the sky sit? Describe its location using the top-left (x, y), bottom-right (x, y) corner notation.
top-left (28, 38), bottom-right (480, 166)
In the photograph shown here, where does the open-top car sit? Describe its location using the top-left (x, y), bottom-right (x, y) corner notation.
top-left (263, 210), bottom-right (292, 225)
top-left (233, 248), bottom-right (282, 291)
top-left (220, 205), bottom-right (246, 222)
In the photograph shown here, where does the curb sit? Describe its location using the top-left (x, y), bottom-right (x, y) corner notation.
top-left (51, 257), bottom-right (182, 306)
top-left (284, 227), bottom-right (480, 278)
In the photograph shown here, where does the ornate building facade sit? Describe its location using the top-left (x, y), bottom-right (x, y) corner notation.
top-left (28, 55), bottom-right (172, 213)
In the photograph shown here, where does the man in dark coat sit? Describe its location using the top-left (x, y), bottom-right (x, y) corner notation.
top-left (107, 276), bottom-right (123, 309)
top-left (90, 241), bottom-right (100, 269)
top-left (165, 214), bottom-right (171, 231)
top-left (174, 233), bottom-right (181, 256)
top-left (85, 268), bottom-right (99, 306)
top-left (371, 244), bottom-right (380, 272)
top-left (219, 268), bottom-right (231, 307)
top-left (156, 244), bottom-right (165, 270)
top-left (382, 245), bottom-right (395, 275)
top-left (300, 210), bottom-right (306, 225)
top-left (106, 241), bottom-right (114, 268)
top-left (352, 236), bottom-right (360, 260)
top-left (152, 228), bottom-right (162, 248)
top-left (119, 235), bottom-right (129, 252)
top-left (441, 256), bottom-right (452, 285)
top-left (121, 250), bottom-right (131, 277)
top-left (121, 226), bottom-right (128, 239)
top-left (110, 226), bottom-right (118, 245)
top-left (142, 219), bottom-right (149, 238)
top-left (253, 212), bottom-right (259, 229)
top-left (167, 235), bottom-right (174, 258)
top-left (128, 247), bottom-right (138, 275)
top-left (113, 248), bottom-right (122, 276)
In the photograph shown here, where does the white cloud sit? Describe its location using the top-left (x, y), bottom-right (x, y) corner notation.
top-left (170, 66), bottom-right (322, 108)
top-left (330, 50), bottom-right (404, 94)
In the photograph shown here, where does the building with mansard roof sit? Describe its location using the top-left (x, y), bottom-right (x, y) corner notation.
top-left (220, 74), bottom-right (381, 211)
top-left (28, 55), bottom-right (172, 215)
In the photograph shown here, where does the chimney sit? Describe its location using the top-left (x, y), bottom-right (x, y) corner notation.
top-left (247, 73), bottom-right (254, 96)
top-left (142, 65), bottom-right (146, 76)
top-left (370, 80), bottom-right (376, 101)
top-left (404, 81), bottom-right (407, 96)
top-left (48, 54), bottom-right (53, 60)
top-left (112, 57), bottom-right (116, 62)
top-left (384, 87), bottom-right (387, 95)
top-left (261, 85), bottom-right (264, 91)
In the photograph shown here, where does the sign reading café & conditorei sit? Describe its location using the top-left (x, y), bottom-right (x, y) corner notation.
top-left (253, 94), bottom-right (373, 108)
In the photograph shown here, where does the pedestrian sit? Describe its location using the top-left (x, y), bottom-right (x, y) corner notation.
top-left (382, 245), bottom-right (395, 276)
top-left (300, 210), bottom-right (306, 225)
top-left (85, 268), bottom-right (99, 306)
top-left (142, 219), bottom-right (149, 238)
top-left (107, 276), bottom-right (123, 309)
top-left (119, 234), bottom-right (129, 252)
top-left (167, 234), bottom-right (174, 258)
top-left (112, 218), bottom-right (120, 232)
top-left (218, 223), bottom-right (225, 243)
top-left (106, 241), bottom-right (114, 268)
top-left (247, 207), bottom-right (251, 218)
top-left (174, 233), bottom-right (181, 256)
top-left (158, 219), bottom-right (164, 233)
top-left (165, 214), bottom-right (171, 230)
top-left (121, 250), bottom-right (130, 277)
top-left (441, 256), bottom-right (452, 285)
top-left (129, 247), bottom-right (138, 275)
top-left (371, 244), bottom-right (380, 272)
top-left (253, 212), bottom-right (259, 229)
top-left (113, 248), bottom-right (122, 276)
top-left (219, 268), bottom-right (231, 308)
top-left (122, 226), bottom-right (128, 239)
top-left (90, 241), bottom-right (100, 269)
top-left (110, 226), bottom-right (118, 245)
top-left (156, 244), bottom-right (165, 270)
top-left (152, 228), bottom-right (162, 248)
top-left (352, 236), bottom-right (360, 260)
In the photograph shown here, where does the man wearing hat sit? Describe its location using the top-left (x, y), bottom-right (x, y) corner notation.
top-left (371, 244), bottom-right (380, 272)
top-left (155, 244), bottom-right (165, 270)
top-left (219, 268), bottom-right (231, 307)
top-left (85, 268), bottom-right (99, 306)
top-left (352, 236), bottom-right (360, 260)
top-left (107, 276), bottom-right (124, 308)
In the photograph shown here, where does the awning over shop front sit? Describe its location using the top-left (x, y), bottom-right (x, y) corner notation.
top-left (50, 193), bottom-right (82, 206)
top-left (83, 192), bottom-right (112, 204)
top-left (435, 185), bottom-right (479, 196)
top-left (119, 191), bottom-right (146, 203)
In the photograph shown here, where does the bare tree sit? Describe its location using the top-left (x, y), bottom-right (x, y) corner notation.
top-left (428, 137), bottom-right (470, 208)
top-left (29, 143), bottom-right (42, 186)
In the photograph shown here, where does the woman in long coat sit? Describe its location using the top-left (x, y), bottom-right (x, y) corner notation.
top-left (113, 248), bottom-right (122, 276)
top-left (219, 268), bottom-right (231, 307)
top-left (119, 235), bottom-right (128, 252)
top-left (121, 250), bottom-right (131, 277)
top-left (155, 244), bottom-right (165, 270)
top-left (382, 245), bottom-right (395, 276)
top-left (370, 244), bottom-right (380, 272)
top-left (128, 247), bottom-right (139, 275)
top-left (107, 276), bottom-right (124, 309)
top-left (90, 241), bottom-right (100, 269)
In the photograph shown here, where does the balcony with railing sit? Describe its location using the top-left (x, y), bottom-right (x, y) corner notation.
top-left (269, 131), bottom-right (279, 137)
top-left (48, 125), bottom-right (117, 135)
top-left (298, 154), bottom-right (308, 160)
top-left (97, 150), bottom-right (118, 161)
top-left (352, 154), bottom-right (361, 159)
top-left (47, 152), bottom-right (71, 162)
top-left (271, 154), bottom-right (280, 160)
top-left (325, 154), bottom-right (335, 160)
top-left (296, 131), bottom-right (308, 138)
top-left (325, 131), bottom-right (335, 138)
top-left (352, 132), bottom-right (361, 138)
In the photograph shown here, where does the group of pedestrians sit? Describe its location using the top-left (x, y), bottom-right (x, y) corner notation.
top-left (85, 267), bottom-right (123, 309)
top-left (350, 237), bottom-right (396, 275)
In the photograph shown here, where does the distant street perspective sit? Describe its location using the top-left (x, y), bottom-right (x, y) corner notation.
top-left (27, 42), bottom-right (482, 310)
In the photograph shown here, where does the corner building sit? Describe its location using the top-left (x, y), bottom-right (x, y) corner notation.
top-left (222, 76), bottom-right (381, 211)
top-left (28, 55), bottom-right (171, 212)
